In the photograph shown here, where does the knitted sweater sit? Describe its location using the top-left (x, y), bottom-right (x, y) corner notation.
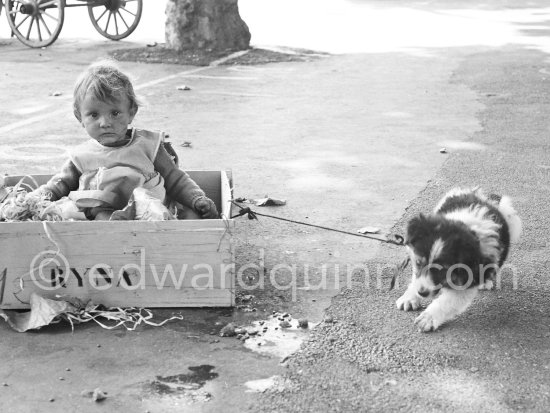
top-left (41, 128), bottom-right (206, 212)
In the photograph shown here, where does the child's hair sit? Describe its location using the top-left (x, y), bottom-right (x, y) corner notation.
top-left (73, 60), bottom-right (140, 122)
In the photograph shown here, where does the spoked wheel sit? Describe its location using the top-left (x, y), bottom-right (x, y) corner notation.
top-left (6, 0), bottom-right (65, 48)
top-left (88, 0), bottom-right (142, 41)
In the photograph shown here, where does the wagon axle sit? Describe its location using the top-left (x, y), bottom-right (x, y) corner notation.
top-left (17, 1), bottom-right (37, 16)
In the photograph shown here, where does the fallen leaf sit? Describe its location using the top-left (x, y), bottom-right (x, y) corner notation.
top-left (0, 294), bottom-right (76, 332)
top-left (357, 226), bottom-right (380, 234)
top-left (255, 197), bottom-right (286, 206)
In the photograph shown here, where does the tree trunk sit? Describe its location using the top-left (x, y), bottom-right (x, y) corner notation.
top-left (165, 0), bottom-right (251, 51)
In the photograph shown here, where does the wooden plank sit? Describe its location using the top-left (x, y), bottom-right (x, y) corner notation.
top-left (0, 287), bottom-right (234, 309)
top-left (220, 169), bottom-right (233, 218)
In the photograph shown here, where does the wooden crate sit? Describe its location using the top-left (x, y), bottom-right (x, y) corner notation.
top-left (0, 171), bottom-right (235, 309)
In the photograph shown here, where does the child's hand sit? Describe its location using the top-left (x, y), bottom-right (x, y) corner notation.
top-left (194, 197), bottom-right (219, 219)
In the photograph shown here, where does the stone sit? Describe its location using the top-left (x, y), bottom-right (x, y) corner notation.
top-left (298, 319), bottom-right (309, 329)
top-left (279, 320), bottom-right (291, 328)
top-left (220, 323), bottom-right (236, 337)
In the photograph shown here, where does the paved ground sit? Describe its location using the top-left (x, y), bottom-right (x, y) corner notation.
top-left (0, 1), bottom-right (549, 412)
top-left (256, 45), bottom-right (550, 412)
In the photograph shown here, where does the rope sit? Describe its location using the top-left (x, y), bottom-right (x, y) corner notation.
top-left (389, 256), bottom-right (410, 291)
top-left (216, 213), bottom-right (233, 252)
top-left (229, 201), bottom-right (405, 246)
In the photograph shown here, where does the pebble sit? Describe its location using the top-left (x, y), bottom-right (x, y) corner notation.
top-left (439, 147), bottom-right (448, 153)
top-left (65, 368), bottom-right (71, 372)
top-left (92, 388), bottom-right (107, 402)
top-left (177, 85), bottom-right (191, 91)
top-left (279, 320), bottom-right (291, 328)
top-left (2, 383), bottom-right (8, 387)
top-left (49, 398), bottom-right (55, 402)
top-left (324, 315), bottom-right (334, 323)
top-left (298, 319), bottom-right (309, 329)
top-left (470, 367), bottom-right (479, 373)
top-left (220, 323), bottom-right (236, 337)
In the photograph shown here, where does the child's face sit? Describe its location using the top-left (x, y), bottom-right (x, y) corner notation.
top-left (79, 92), bottom-right (136, 146)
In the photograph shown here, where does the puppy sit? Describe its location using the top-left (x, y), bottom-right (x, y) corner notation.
top-left (396, 187), bottom-right (522, 332)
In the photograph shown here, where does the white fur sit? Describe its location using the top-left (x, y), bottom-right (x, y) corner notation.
top-left (444, 206), bottom-right (502, 263)
top-left (433, 187), bottom-right (484, 213)
top-left (429, 238), bottom-right (445, 264)
top-left (414, 288), bottom-right (479, 332)
top-left (396, 283), bottom-right (422, 311)
top-left (478, 279), bottom-right (494, 290)
top-left (498, 195), bottom-right (522, 243)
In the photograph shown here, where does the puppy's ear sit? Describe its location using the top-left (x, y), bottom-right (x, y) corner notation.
top-left (406, 213), bottom-right (429, 246)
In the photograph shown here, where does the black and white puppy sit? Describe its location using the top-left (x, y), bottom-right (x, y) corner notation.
top-left (396, 188), bottom-right (522, 332)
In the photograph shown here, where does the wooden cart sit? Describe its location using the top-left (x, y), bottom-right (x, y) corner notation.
top-left (0, 0), bottom-right (143, 48)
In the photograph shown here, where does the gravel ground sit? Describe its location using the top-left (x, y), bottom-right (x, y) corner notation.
top-left (253, 45), bottom-right (550, 412)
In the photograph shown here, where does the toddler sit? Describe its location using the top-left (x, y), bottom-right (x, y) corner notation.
top-left (35, 60), bottom-right (218, 221)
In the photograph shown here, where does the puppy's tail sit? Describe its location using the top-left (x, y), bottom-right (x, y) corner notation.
top-left (499, 196), bottom-right (522, 243)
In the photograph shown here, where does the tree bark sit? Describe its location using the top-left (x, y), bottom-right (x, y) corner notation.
top-left (165, 0), bottom-right (251, 51)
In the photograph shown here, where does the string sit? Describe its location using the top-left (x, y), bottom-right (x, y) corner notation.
top-left (229, 201), bottom-right (405, 246)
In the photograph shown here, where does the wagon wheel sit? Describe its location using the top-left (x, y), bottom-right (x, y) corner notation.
top-left (6, 0), bottom-right (65, 48)
top-left (88, 0), bottom-right (142, 41)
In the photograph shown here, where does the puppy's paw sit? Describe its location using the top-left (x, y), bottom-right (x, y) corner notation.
top-left (414, 310), bottom-right (441, 332)
top-left (396, 291), bottom-right (421, 311)
top-left (478, 279), bottom-right (494, 290)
